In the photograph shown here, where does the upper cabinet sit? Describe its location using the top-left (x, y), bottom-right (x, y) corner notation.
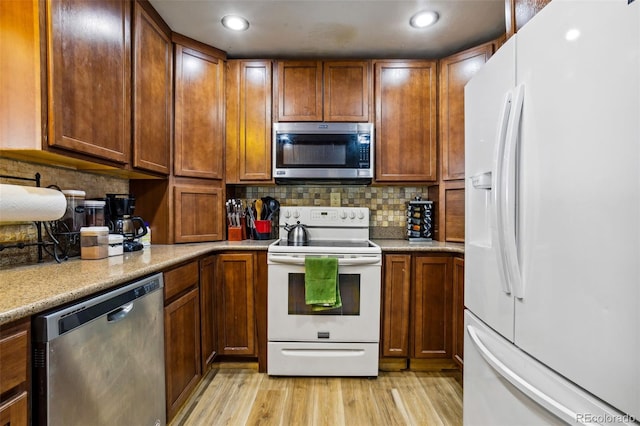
top-left (47, 0), bottom-right (131, 164)
top-left (226, 60), bottom-right (273, 183)
top-left (439, 42), bottom-right (495, 181)
top-left (173, 34), bottom-right (225, 179)
top-left (505, 0), bottom-right (552, 38)
top-left (274, 60), bottom-right (371, 122)
top-left (132, 1), bottom-right (172, 175)
top-left (1, 0), bottom-right (173, 178)
top-left (323, 61), bottom-right (372, 122)
top-left (374, 60), bottom-right (437, 182)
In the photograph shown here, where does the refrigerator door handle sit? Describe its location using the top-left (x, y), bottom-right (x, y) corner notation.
top-left (501, 84), bottom-right (525, 299)
top-left (492, 91), bottom-right (513, 295)
top-left (467, 324), bottom-right (582, 425)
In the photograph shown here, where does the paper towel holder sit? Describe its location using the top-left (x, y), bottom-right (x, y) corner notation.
top-left (0, 173), bottom-right (66, 263)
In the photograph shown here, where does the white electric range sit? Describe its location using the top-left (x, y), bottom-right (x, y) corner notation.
top-left (267, 206), bottom-right (382, 377)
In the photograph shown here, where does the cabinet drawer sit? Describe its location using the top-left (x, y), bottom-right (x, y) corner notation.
top-left (164, 261), bottom-right (199, 302)
top-left (0, 391), bottom-right (28, 426)
top-left (0, 325), bottom-right (28, 396)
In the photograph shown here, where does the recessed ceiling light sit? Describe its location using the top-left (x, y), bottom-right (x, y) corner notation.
top-left (221, 15), bottom-right (249, 31)
top-left (409, 10), bottom-right (439, 29)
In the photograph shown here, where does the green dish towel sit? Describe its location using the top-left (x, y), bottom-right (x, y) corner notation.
top-left (305, 257), bottom-right (341, 311)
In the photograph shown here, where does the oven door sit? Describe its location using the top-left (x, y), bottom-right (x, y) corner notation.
top-left (267, 253), bottom-right (381, 342)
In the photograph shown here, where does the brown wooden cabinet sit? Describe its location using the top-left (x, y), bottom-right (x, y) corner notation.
top-left (163, 261), bottom-right (201, 422)
top-left (506, 0), bottom-right (551, 39)
top-left (173, 34), bottom-right (225, 179)
top-left (452, 256), bottom-right (465, 368)
top-left (226, 60), bottom-right (273, 183)
top-left (275, 60), bottom-right (371, 122)
top-left (131, 176), bottom-right (224, 244)
top-left (381, 255), bottom-right (411, 358)
top-left (431, 39), bottom-right (499, 242)
top-left (216, 253), bottom-right (256, 356)
top-left (439, 42), bottom-right (495, 181)
top-left (0, 318), bottom-right (30, 426)
top-left (132, 0), bottom-right (172, 175)
top-left (47, 0), bottom-right (131, 164)
top-left (374, 60), bottom-right (437, 182)
top-left (323, 61), bottom-right (371, 122)
top-left (381, 254), bottom-right (458, 369)
top-left (412, 256), bottom-right (453, 359)
top-left (199, 255), bottom-right (217, 369)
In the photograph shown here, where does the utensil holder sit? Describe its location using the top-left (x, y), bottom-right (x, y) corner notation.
top-left (254, 220), bottom-right (272, 240)
top-left (406, 197), bottom-right (433, 241)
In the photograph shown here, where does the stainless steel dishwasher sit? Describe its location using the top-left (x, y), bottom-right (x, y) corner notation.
top-left (33, 273), bottom-right (166, 426)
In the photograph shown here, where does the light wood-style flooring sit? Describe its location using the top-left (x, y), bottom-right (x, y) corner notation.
top-left (171, 366), bottom-right (463, 426)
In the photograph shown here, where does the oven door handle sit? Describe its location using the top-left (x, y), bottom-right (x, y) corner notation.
top-left (268, 255), bottom-right (381, 266)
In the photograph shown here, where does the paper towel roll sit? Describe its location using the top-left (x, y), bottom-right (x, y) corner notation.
top-left (0, 184), bottom-right (67, 223)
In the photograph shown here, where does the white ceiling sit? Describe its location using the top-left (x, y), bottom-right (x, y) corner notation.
top-left (149, 0), bottom-right (506, 59)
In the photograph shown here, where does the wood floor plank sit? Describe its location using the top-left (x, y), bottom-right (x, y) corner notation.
top-left (416, 372), bottom-right (463, 426)
top-left (340, 378), bottom-right (380, 426)
top-left (171, 369), bottom-right (463, 426)
top-left (245, 389), bottom-right (287, 426)
top-left (311, 378), bottom-right (345, 426)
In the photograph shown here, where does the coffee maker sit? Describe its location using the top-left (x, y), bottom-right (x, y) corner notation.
top-left (105, 194), bottom-right (147, 252)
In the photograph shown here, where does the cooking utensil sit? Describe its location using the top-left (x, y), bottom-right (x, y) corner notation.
top-left (255, 199), bottom-right (263, 220)
top-left (266, 198), bottom-right (280, 220)
top-left (284, 221), bottom-right (309, 244)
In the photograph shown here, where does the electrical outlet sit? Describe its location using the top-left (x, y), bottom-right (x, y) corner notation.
top-left (330, 192), bottom-right (341, 207)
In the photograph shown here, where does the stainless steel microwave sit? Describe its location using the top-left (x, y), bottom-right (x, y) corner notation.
top-left (272, 122), bottom-right (374, 184)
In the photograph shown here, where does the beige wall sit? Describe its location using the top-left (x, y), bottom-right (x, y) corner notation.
top-left (242, 185), bottom-right (430, 239)
top-left (0, 158), bottom-right (128, 267)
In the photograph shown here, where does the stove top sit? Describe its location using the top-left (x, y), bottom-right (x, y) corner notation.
top-left (272, 240), bottom-right (375, 248)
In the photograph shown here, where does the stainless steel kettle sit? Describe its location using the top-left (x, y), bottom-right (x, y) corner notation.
top-left (284, 221), bottom-right (309, 244)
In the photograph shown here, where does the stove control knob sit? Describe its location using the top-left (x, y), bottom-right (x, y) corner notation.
top-left (283, 209), bottom-right (291, 219)
top-left (349, 211), bottom-right (356, 219)
top-left (292, 210), bottom-right (300, 219)
top-left (357, 210), bottom-right (365, 220)
top-left (340, 210), bottom-right (347, 219)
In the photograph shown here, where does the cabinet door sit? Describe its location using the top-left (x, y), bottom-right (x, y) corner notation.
top-left (452, 257), bottom-right (465, 368)
top-left (0, 0), bottom-right (42, 150)
top-left (173, 183), bottom-right (223, 243)
top-left (374, 60), bottom-right (437, 182)
top-left (275, 61), bottom-right (322, 121)
top-left (174, 42), bottom-right (224, 179)
top-left (412, 256), bottom-right (453, 359)
top-left (323, 61), bottom-right (371, 122)
top-left (216, 253), bottom-right (256, 356)
top-left (381, 254), bottom-right (411, 358)
top-left (48, 0), bottom-right (131, 164)
top-left (226, 60), bottom-right (272, 182)
top-left (200, 255), bottom-right (217, 369)
top-left (439, 43), bottom-right (494, 181)
top-left (132, 1), bottom-right (172, 175)
top-left (164, 287), bottom-right (201, 421)
top-left (506, 0), bottom-right (552, 38)
top-left (0, 392), bottom-right (28, 426)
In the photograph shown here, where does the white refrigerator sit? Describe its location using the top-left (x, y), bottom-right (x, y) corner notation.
top-left (464, 0), bottom-right (639, 424)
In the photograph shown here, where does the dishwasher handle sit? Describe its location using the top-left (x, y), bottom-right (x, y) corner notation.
top-left (107, 303), bottom-right (134, 323)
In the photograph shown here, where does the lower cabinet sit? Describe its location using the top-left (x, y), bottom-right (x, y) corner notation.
top-left (215, 252), bottom-right (256, 356)
top-left (163, 261), bottom-right (201, 422)
top-left (0, 318), bottom-right (30, 426)
top-left (381, 253), bottom-right (462, 369)
top-left (200, 255), bottom-right (217, 370)
top-left (452, 256), bottom-right (465, 368)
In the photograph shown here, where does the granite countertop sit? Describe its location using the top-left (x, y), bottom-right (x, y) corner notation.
top-left (0, 238), bottom-right (463, 326)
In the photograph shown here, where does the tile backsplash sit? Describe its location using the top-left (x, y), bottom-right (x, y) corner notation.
top-left (240, 185), bottom-right (432, 239)
top-left (0, 159), bottom-right (128, 267)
